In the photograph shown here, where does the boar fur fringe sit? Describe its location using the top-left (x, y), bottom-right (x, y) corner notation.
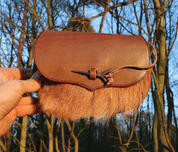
top-left (37, 69), bottom-right (151, 121)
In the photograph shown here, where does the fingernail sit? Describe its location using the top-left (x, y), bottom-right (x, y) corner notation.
top-left (30, 70), bottom-right (41, 81)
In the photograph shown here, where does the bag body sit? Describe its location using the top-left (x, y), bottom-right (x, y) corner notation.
top-left (34, 31), bottom-right (157, 120)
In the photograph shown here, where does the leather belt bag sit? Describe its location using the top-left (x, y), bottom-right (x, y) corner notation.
top-left (34, 31), bottom-right (157, 120)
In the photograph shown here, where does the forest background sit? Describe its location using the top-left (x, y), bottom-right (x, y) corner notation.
top-left (0, 0), bottom-right (178, 152)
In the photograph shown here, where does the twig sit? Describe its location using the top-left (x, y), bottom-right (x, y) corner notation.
top-left (151, 69), bottom-right (159, 89)
top-left (92, 0), bottom-right (153, 38)
top-left (65, 120), bottom-right (79, 152)
top-left (0, 54), bottom-right (15, 66)
top-left (99, 0), bottom-right (110, 33)
top-left (0, 140), bottom-right (7, 151)
top-left (11, 133), bottom-right (30, 151)
top-left (24, 0), bottom-right (46, 31)
top-left (114, 116), bottom-right (123, 145)
top-left (61, 119), bottom-right (66, 152)
top-left (125, 110), bottom-right (136, 145)
top-left (3, 23), bottom-right (18, 51)
top-left (109, 0), bottom-right (138, 9)
top-left (27, 132), bottom-right (37, 152)
top-left (108, 9), bottom-right (153, 38)
top-left (128, 140), bottom-right (154, 152)
top-left (143, 0), bottom-right (151, 35)
top-left (166, 21), bottom-right (178, 60)
top-left (55, 118), bottom-right (62, 152)
top-left (110, 13), bottom-right (135, 35)
top-left (0, 11), bottom-right (33, 41)
top-left (89, 0), bottom-right (138, 21)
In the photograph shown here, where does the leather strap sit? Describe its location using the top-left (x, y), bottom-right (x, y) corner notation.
top-left (114, 41), bottom-right (157, 74)
top-left (99, 41), bottom-right (157, 85)
top-left (70, 41), bottom-right (157, 86)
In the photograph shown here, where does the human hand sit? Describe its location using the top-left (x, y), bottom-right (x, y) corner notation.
top-left (0, 68), bottom-right (42, 137)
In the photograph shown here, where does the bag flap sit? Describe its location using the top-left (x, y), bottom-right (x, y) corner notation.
top-left (34, 31), bottom-right (150, 91)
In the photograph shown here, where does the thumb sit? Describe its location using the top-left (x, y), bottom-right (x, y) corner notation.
top-left (22, 70), bottom-right (42, 93)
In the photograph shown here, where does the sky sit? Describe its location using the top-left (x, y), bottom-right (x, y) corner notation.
top-left (86, 3), bottom-right (178, 117)
top-left (0, 0), bottom-right (178, 118)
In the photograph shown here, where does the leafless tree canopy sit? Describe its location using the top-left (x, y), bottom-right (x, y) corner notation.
top-left (0, 0), bottom-right (178, 152)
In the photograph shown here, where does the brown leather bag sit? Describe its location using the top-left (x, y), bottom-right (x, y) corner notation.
top-left (34, 31), bottom-right (157, 120)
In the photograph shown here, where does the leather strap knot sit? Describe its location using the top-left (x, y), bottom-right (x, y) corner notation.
top-left (71, 69), bottom-right (115, 85)
top-left (90, 68), bottom-right (98, 80)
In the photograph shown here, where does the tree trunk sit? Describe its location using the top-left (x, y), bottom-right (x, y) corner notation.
top-left (46, 114), bottom-right (54, 152)
top-left (153, 0), bottom-right (174, 151)
top-left (166, 59), bottom-right (173, 142)
top-left (61, 119), bottom-right (66, 152)
top-left (20, 116), bottom-right (28, 152)
top-left (47, 0), bottom-right (53, 29)
top-left (153, 109), bottom-right (158, 152)
top-left (19, 1), bottom-right (28, 152)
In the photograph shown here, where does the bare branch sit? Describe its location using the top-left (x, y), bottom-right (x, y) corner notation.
top-left (89, 0), bottom-right (138, 21)
top-left (24, 0), bottom-right (46, 31)
top-left (2, 22), bottom-right (18, 50)
top-left (99, 0), bottom-right (110, 33)
top-left (144, 0), bottom-right (151, 35)
top-left (109, 9), bottom-right (153, 38)
top-left (0, 11), bottom-right (33, 41)
top-left (166, 21), bottom-right (178, 59)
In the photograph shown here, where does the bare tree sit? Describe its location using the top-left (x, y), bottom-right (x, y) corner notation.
top-left (0, 0), bottom-right (177, 151)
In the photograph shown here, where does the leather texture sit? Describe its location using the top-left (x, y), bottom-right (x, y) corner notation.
top-left (34, 31), bottom-right (150, 91)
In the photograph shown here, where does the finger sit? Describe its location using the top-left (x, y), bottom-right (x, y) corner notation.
top-left (7, 96), bottom-right (40, 122)
top-left (0, 70), bottom-right (41, 98)
top-left (9, 104), bottom-right (41, 122)
top-left (0, 71), bottom-right (9, 83)
top-left (18, 96), bottom-right (39, 106)
top-left (16, 105), bottom-right (41, 117)
top-left (0, 68), bottom-right (33, 80)
top-left (22, 71), bottom-right (42, 93)
top-left (0, 79), bottom-right (26, 119)
top-left (0, 68), bottom-right (17, 81)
